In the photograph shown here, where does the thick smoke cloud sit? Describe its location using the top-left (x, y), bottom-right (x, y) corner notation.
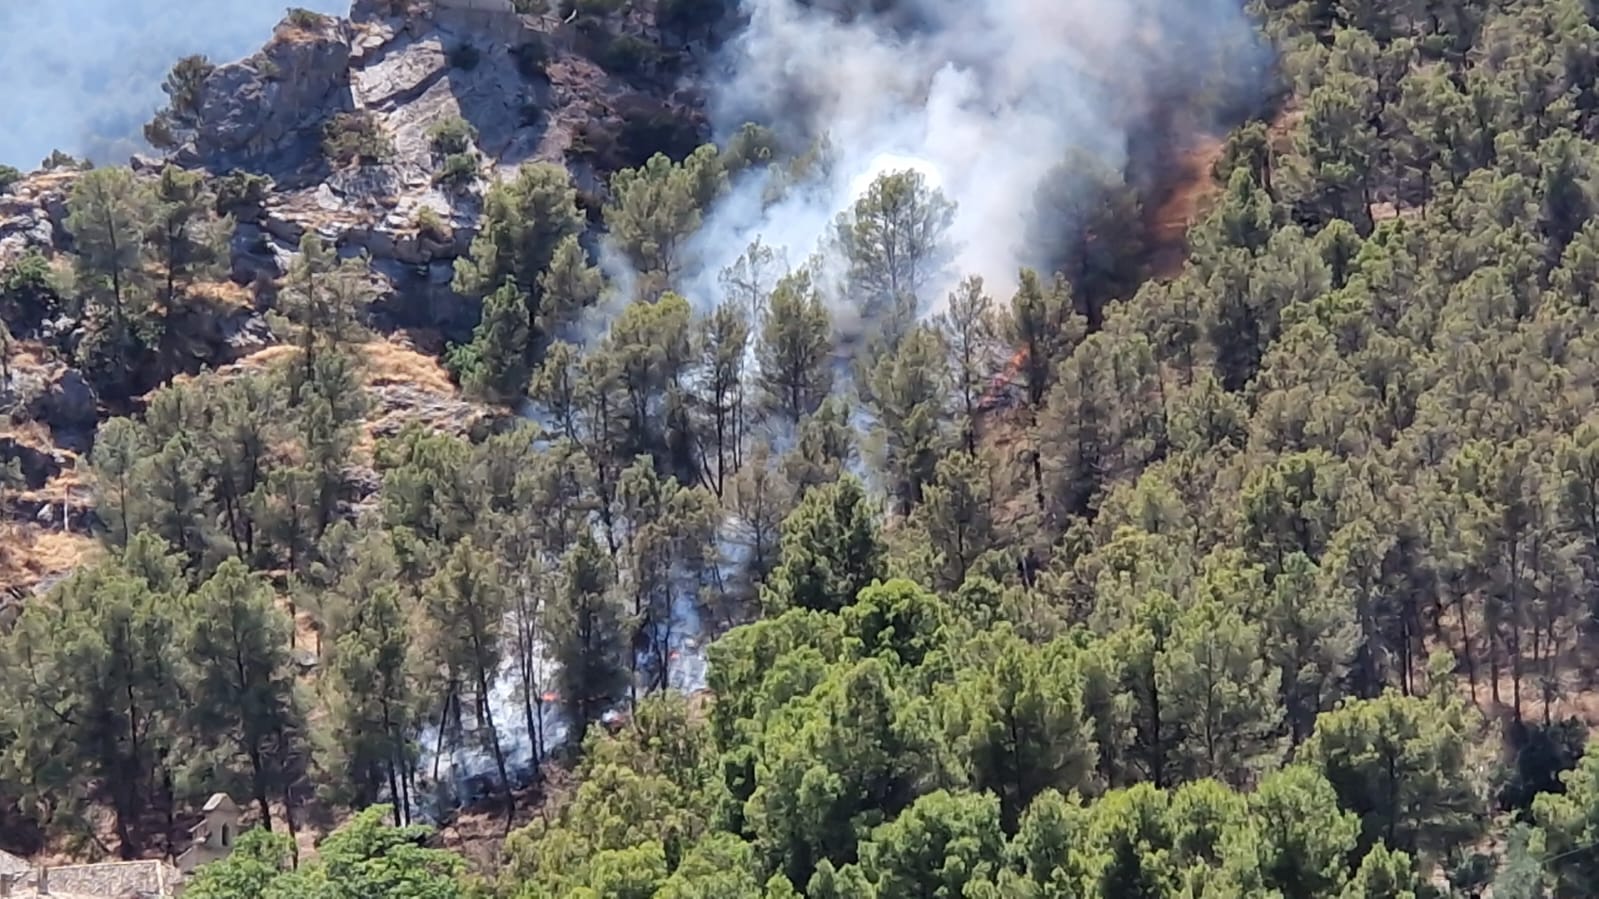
top-left (686, 0), bottom-right (1267, 305)
top-left (0, 0), bottom-right (348, 170)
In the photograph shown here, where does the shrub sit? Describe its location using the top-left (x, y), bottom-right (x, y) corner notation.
top-left (1496, 718), bottom-right (1587, 813)
top-left (415, 207), bottom-right (451, 241)
top-left (601, 35), bottom-right (661, 76)
top-left (512, 0), bottom-right (549, 12)
top-left (144, 117), bottom-right (179, 150)
top-left (721, 122), bottom-right (780, 173)
top-left (449, 43), bottom-right (482, 71)
top-left (323, 112), bottom-right (393, 166)
top-left (215, 171), bottom-right (272, 216)
top-left (0, 250), bottom-right (63, 332)
top-left (40, 150), bottom-right (88, 171)
top-left (286, 7), bottom-right (327, 29)
top-left (435, 153), bottom-right (479, 190)
top-left (615, 102), bottom-right (701, 168)
top-left (427, 116), bottom-right (478, 157)
top-left (513, 40), bottom-right (551, 81)
top-left (0, 165), bottom-right (21, 194)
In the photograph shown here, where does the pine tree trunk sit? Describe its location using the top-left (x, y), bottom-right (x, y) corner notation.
top-left (1456, 591), bottom-right (1478, 704)
top-left (246, 741), bottom-right (274, 831)
top-left (473, 663), bottom-right (514, 826)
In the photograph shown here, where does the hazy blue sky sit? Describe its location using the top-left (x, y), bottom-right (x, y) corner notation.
top-left (0, 1), bottom-right (347, 169)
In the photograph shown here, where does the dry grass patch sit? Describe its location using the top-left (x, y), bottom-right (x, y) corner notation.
top-left (164, 344), bottom-right (298, 391)
top-left (190, 279), bottom-right (256, 311)
top-left (0, 418), bottom-right (55, 452)
top-left (9, 339), bottom-right (54, 371)
top-left (0, 524), bottom-right (102, 595)
top-left (362, 339), bottom-right (457, 395)
top-left (21, 466), bottom-right (89, 509)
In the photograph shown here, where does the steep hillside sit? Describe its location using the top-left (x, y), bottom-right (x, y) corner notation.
top-left (15, 0), bottom-right (1599, 897)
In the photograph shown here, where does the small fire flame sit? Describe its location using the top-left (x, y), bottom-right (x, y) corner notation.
top-left (980, 346), bottom-right (1029, 410)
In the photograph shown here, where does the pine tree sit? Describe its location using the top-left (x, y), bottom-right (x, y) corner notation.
top-left (694, 299), bottom-right (751, 496)
top-left (0, 560), bottom-right (183, 857)
top-left (537, 234), bottom-right (604, 335)
top-left (1002, 270), bottom-right (1086, 408)
top-left (934, 276), bottom-right (1003, 453)
top-left (67, 166), bottom-right (155, 332)
top-left (327, 581), bottom-right (417, 822)
top-left (915, 450), bottom-right (999, 591)
top-left (1265, 552), bottom-right (1357, 744)
top-left (184, 559), bottom-right (305, 835)
top-left (834, 169), bottom-right (955, 330)
top-left (458, 280), bottom-right (533, 403)
top-left (606, 152), bottom-right (706, 295)
top-left (1158, 600), bottom-right (1283, 786)
top-left (1221, 766), bottom-right (1359, 898)
top-left (278, 234), bottom-right (375, 393)
top-left (454, 162), bottom-right (584, 299)
top-left (757, 269), bottom-right (834, 425)
top-left (719, 236), bottom-right (786, 322)
top-left (1303, 689), bottom-right (1484, 860)
top-left (762, 475), bottom-right (886, 613)
top-left (866, 324), bottom-right (950, 514)
top-left (150, 164), bottom-right (228, 317)
top-left (945, 636), bottom-right (1097, 829)
top-left (549, 533), bottom-right (629, 732)
top-left (423, 538), bottom-right (514, 821)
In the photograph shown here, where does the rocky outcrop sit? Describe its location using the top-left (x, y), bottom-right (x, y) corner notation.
top-left (4, 353), bottom-right (99, 448)
top-left (174, 3), bottom-right (701, 297)
top-left (183, 14), bottom-right (356, 174)
top-left (0, 169), bottom-right (74, 268)
top-left (0, 436), bottom-right (62, 491)
top-left (368, 382), bottom-right (485, 439)
top-left (5, 2), bottom-right (708, 346)
top-left (34, 369), bottom-right (97, 433)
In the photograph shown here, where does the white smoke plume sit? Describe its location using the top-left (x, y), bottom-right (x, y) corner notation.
top-left (684, 0), bottom-right (1267, 307)
top-left (0, 0), bottom-right (348, 169)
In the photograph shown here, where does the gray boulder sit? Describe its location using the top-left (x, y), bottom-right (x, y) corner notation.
top-left (31, 368), bottom-right (98, 433)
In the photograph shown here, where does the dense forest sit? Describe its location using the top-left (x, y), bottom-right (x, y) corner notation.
top-left (11, 0), bottom-right (1599, 895)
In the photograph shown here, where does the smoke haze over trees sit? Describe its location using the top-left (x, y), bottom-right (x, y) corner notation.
top-left (683, 0), bottom-right (1268, 309)
top-left (11, 0), bottom-right (1599, 895)
top-left (0, 0), bottom-right (346, 168)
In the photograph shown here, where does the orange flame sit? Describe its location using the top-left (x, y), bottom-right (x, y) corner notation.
top-left (980, 346), bottom-right (1030, 409)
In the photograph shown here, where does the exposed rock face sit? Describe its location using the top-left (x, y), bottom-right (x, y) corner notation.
top-left (184, 16), bottom-right (357, 172)
top-left (36, 369), bottom-right (97, 432)
top-left (0, 436), bottom-right (61, 491)
top-left (172, 3), bottom-right (702, 330)
top-left (0, 169), bottom-right (74, 267)
top-left (5, 1), bottom-right (709, 349)
top-left (369, 382), bottom-right (485, 439)
top-left (4, 351), bottom-right (99, 443)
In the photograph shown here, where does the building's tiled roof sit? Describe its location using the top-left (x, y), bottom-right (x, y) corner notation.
top-left (45, 860), bottom-right (179, 898)
top-left (200, 793), bottom-right (235, 813)
top-left (0, 849), bottom-right (29, 879)
top-left (4, 886), bottom-right (103, 899)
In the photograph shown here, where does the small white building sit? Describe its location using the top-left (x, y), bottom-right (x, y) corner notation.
top-left (175, 794), bottom-right (243, 875)
top-left (0, 793), bottom-right (240, 899)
